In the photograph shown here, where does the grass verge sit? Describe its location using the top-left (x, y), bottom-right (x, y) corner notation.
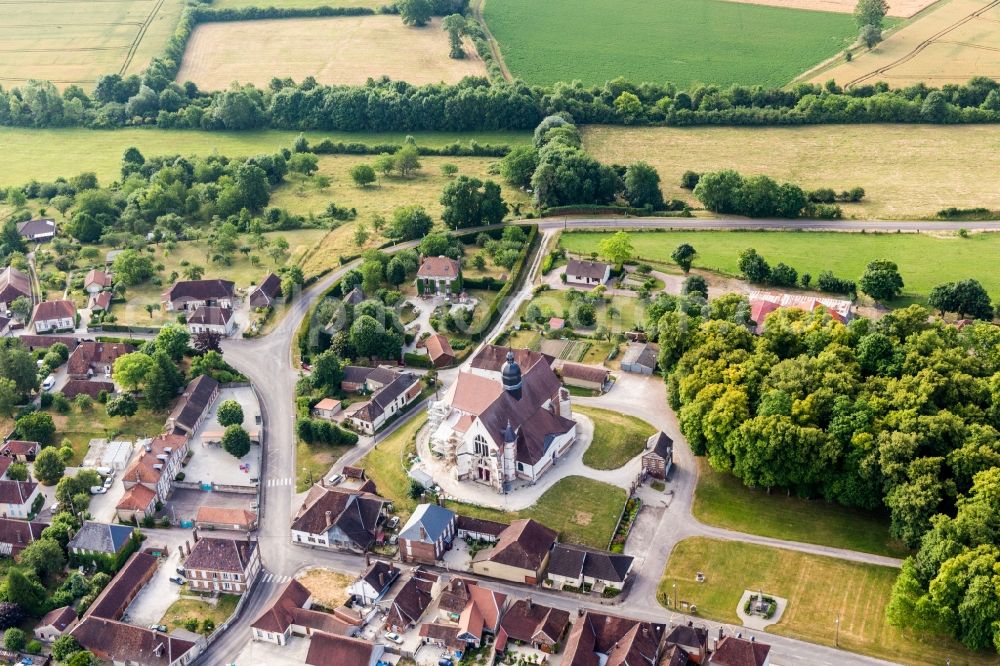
top-left (576, 406), bottom-right (655, 470)
top-left (159, 594), bottom-right (240, 633)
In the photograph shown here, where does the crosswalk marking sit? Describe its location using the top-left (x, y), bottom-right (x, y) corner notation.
top-left (262, 573), bottom-right (291, 584)
top-left (265, 477), bottom-right (292, 487)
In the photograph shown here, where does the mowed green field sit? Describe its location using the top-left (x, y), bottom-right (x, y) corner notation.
top-left (0, 0), bottom-right (186, 87)
top-left (559, 230), bottom-right (1000, 299)
top-left (0, 127), bottom-right (529, 186)
top-left (483, 0), bottom-right (857, 87)
top-left (661, 538), bottom-right (993, 666)
top-left (212, 0), bottom-right (384, 6)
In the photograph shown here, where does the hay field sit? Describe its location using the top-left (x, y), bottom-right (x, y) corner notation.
top-left (660, 538), bottom-right (994, 666)
top-left (722, 0), bottom-right (931, 18)
top-left (483, 0), bottom-right (856, 87)
top-left (175, 16), bottom-right (487, 89)
top-left (0, 0), bottom-right (185, 87)
top-left (813, 0), bottom-right (1000, 87)
top-left (582, 124), bottom-right (1000, 219)
top-left (213, 0), bottom-right (383, 7)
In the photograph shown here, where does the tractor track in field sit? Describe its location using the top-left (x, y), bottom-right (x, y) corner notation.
top-left (119, 0), bottom-right (165, 75)
top-left (845, 0), bottom-right (1000, 87)
top-left (471, 0), bottom-right (513, 82)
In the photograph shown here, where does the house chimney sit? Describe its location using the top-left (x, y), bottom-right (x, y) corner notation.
top-left (325, 510), bottom-right (333, 526)
top-left (184, 540), bottom-right (191, 555)
top-left (193, 527), bottom-right (200, 542)
top-left (526, 596), bottom-right (532, 610)
top-left (365, 553), bottom-right (371, 567)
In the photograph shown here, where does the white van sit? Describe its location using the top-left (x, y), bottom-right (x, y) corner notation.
top-left (41, 375), bottom-right (56, 391)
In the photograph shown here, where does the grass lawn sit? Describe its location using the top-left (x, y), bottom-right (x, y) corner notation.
top-left (0, 127), bottom-right (529, 186)
top-left (582, 124), bottom-right (1000, 220)
top-left (52, 406), bottom-right (167, 466)
top-left (576, 406), bottom-right (655, 470)
top-left (296, 569), bottom-right (354, 609)
top-left (362, 416), bottom-right (626, 548)
top-left (297, 438), bottom-right (351, 493)
top-left (158, 594), bottom-right (240, 633)
top-left (558, 229), bottom-right (1000, 300)
top-left (660, 538), bottom-right (993, 666)
top-left (694, 460), bottom-right (908, 558)
top-left (520, 290), bottom-right (644, 334)
top-left (484, 0), bottom-right (856, 87)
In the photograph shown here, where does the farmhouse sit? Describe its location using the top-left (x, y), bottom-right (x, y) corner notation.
top-left (183, 535), bottom-right (261, 594)
top-left (84, 269), bottom-right (112, 294)
top-left (251, 579), bottom-right (356, 645)
top-left (417, 256), bottom-right (462, 294)
top-left (562, 611), bottom-right (666, 666)
top-left (398, 503), bottom-right (456, 564)
top-left (559, 362), bottom-right (610, 392)
top-left (495, 598), bottom-right (570, 653)
top-left (748, 290), bottom-right (852, 334)
top-left (471, 518), bottom-right (557, 584)
top-left (0, 517), bottom-right (47, 557)
top-left (167, 375), bottom-right (220, 435)
top-left (0, 480), bottom-right (40, 519)
top-left (620, 341), bottom-right (659, 375)
top-left (565, 258), bottom-right (611, 285)
top-left (17, 218), bottom-right (56, 242)
top-left (342, 371), bottom-right (420, 435)
top-left (0, 266), bottom-right (31, 311)
top-left (162, 278), bottom-right (235, 311)
top-left (385, 567), bottom-right (439, 631)
top-left (348, 559), bottom-right (399, 605)
top-left (248, 273), bottom-right (282, 308)
top-left (429, 346), bottom-right (576, 493)
top-left (642, 431), bottom-right (674, 480)
top-left (545, 543), bottom-right (633, 591)
top-left (291, 484), bottom-right (387, 552)
top-left (67, 341), bottom-right (134, 379)
top-left (32, 299), bottom-right (76, 332)
top-left (186, 305), bottom-right (237, 337)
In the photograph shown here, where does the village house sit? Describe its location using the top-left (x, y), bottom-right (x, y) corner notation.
top-left (348, 559), bottom-right (399, 606)
top-left (306, 632), bottom-right (384, 666)
top-left (495, 598), bottom-right (570, 654)
top-left (565, 258), bottom-right (611, 285)
top-left (115, 483), bottom-right (157, 524)
top-left (0, 517), bottom-right (47, 557)
top-left (429, 346), bottom-right (575, 493)
top-left (162, 279), bottom-right (236, 312)
top-left (642, 431), bottom-right (674, 480)
top-left (183, 534), bottom-right (261, 594)
top-left (341, 366), bottom-right (399, 393)
top-left (17, 335), bottom-right (80, 352)
top-left (195, 506), bottom-right (258, 532)
top-left (561, 611), bottom-right (665, 666)
top-left (620, 341), bottom-right (659, 375)
top-left (32, 299), bottom-right (76, 333)
top-left (248, 273), bottom-right (282, 309)
top-left (167, 374), bottom-right (220, 435)
top-left (0, 266), bottom-right (31, 312)
top-left (84, 269), bottom-right (112, 294)
top-left (186, 305), bottom-right (237, 337)
top-left (665, 624), bottom-right (709, 665)
top-left (68, 522), bottom-right (135, 559)
top-left (417, 256), bottom-right (462, 294)
top-left (291, 484), bottom-right (387, 552)
top-left (471, 518), bottom-right (557, 585)
top-left (558, 362), bottom-right (610, 393)
top-left (88, 291), bottom-right (112, 313)
top-left (431, 577), bottom-right (507, 649)
top-left (545, 543), bottom-right (634, 592)
top-left (119, 432), bottom-right (189, 505)
top-left (34, 606), bottom-right (77, 642)
top-left (0, 480), bottom-right (40, 519)
top-left (311, 397), bottom-right (342, 421)
top-left (251, 579), bottom-right (358, 645)
top-left (0, 439), bottom-right (40, 461)
top-left (17, 218), bottom-right (56, 242)
top-left (342, 371), bottom-right (420, 435)
top-left (62, 379), bottom-right (114, 400)
top-left (67, 341), bottom-right (134, 380)
top-left (398, 503), bottom-right (457, 564)
top-left (385, 567), bottom-right (440, 632)
top-left (708, 635), bottom-right (771, 666)
top-left (423, 333), bottom-right (455, 368)
top-left (456, 515), bottom-right (507, 544)
top-left (748, 290), bottom-right (852, 335)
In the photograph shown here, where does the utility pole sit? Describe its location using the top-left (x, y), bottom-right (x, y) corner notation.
top-left (835, 613), bottom-right (840, 647)
top-left (673, 582), bottom-right (678, 611)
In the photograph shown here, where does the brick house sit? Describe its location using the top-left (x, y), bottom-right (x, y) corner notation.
top-left (398, 503), bottom-right (456, 564)
top-left (642, 431), bottom-right (674, 480)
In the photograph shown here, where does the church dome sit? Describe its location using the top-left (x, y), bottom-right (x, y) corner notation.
top-left (501, 350), bottom-right (522, 392)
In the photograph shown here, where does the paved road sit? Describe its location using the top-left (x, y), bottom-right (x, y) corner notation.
top-left (196, 219), bottom-right (924, 666)
top-left (528, 216), bottom-right (1000, 232)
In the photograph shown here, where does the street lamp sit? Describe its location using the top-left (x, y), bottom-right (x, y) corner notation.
top-left (835, 613), bottom-right (840, 647)
top-left (673, 582), bottom-right (677, 611)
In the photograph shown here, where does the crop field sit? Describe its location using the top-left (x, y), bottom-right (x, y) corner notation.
top-left (0, 0), bottom-right (185, 87)
top-left (582, 124), bottom-right (1000, 219)
top-left (723, 0), bottom-right (934, 18)
top-left (212, 0), bottom-right (384, 7)
top-left (661, 538), bottom-right (993, 666)
top-left (559, 230), bottom-right (1000, 299)
top-left (0, 127), bottom-right (528, 186)
top-left (813, 0), bottom-right (1000, 87)
top-left (483, 0), bottom-right (856, 87)
top-left (175, 16), bottom-right (487, 89)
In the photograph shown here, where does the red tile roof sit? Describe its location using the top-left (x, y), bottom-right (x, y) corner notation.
top-left (33, 300), bottom-right (76, 322)
top-left (116, 485), bottom-right (156, 512)
top-left (195, 506), bottom-right (257, 529)
top-left (251, 579), bottom-right (312, 634)
top-left (305, 632), bottom-right (377, 666)
top-left (417, 256), bottom-right (460, 280)
top-left (473, 519), bottom-right (556, 571)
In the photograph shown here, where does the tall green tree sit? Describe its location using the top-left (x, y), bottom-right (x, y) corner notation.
top-left (671, 243), bottom-right (697, 273)
top-left (623, 162), bottom-right (664, 209)
top-left (399, 0), bottom-right (432, 25)
top-left (859, 259), bottom-right (904, 302)
top-left (599, 231), bottom-right (634, 269)
top-left (32, 447), bottom-right (65, 484)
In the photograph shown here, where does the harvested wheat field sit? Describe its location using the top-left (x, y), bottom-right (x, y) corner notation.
top-left (813, 0), bottom-right (1000, 86)
top-left (582, 124), bottom-right (1000, 219)
top-left (722, 0), bottom-right (933, 19)
top-left (175, 16), bottom-right (487, 89)
top-left (0, 0), bottom-right (185, 87)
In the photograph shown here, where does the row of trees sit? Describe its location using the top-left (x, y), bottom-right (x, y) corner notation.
top-left (5, 65), bottom-right (999, 132)
top-left (694, 169), bottom-right (844, 219)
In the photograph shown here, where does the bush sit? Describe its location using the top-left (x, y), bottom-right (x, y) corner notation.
top-left (680, 170), bottom-right (700, 189)
top-left (3, 627), bottom-right (26, 652)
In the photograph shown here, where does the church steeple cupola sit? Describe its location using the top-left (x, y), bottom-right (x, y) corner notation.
top-left (501, 349), bottom-right (522, 399)
top-left (503, 420), bottom-right (517, 445)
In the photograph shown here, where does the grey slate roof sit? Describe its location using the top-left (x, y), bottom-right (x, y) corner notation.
top-left (399, 503), bottom-right (455, 544)
top-left (68, 522), bottom-right (135, 554)
top-left (622, 342), bottom-right (659, 370)
top-left (547, 543), bottom-right (634, 584)
top-left (566, 258), bottom-right (609, 280)
top-left (647, 432), bottom-right (673, 459)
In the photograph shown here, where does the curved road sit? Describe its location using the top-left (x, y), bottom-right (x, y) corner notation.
top-left (197, 215), bottom-right (981, 665)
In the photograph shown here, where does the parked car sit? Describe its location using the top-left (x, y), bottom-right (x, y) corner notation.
top-left (148, 624), bottom-right (167, 632)
top-left (103, 475), bottom-right (114, 488)
top-left (387, 516), bottom-right (400, 529)
top-left (89, 486), bottom-right (107, 495)
top-left (327, 473), bottom-right (343, 486)
top-left (41, 375), bottom-right (55, 391)
top-left (176, 567), bottom-right (185, 575)
top-left (388, 534), bottom-right (398, 545)
top-left (438, 660), bottom-right (453, 666)
top-left (384, 632), bottom-right (403, 645)
top-left (169, 576), bottom-right (185, 585)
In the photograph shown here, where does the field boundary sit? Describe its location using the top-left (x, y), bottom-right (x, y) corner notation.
top-left (470, 0), bottom-right (512, 82)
